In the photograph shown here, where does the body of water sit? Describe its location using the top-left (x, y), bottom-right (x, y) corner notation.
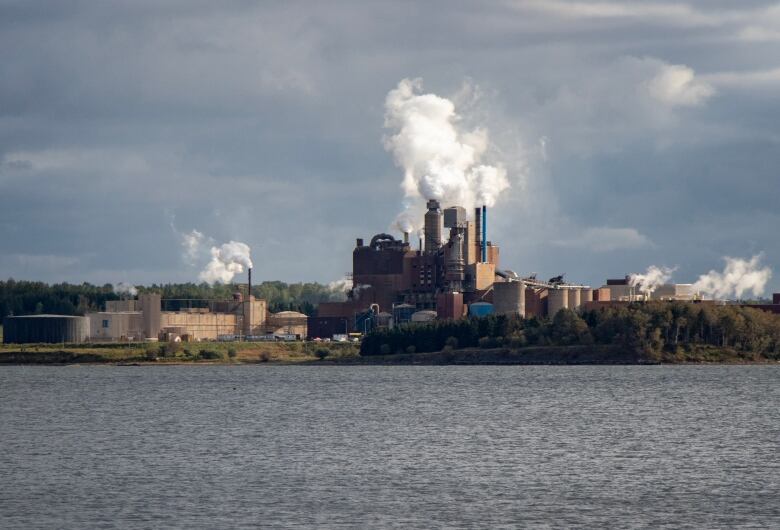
top-left (1, 365), bottom-right (778, 528)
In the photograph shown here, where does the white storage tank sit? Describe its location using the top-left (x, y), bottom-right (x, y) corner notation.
top-left (411, 310), bottom-right (438, 323)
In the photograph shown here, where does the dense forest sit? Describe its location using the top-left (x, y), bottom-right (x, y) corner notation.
top-left (361, 302), bottom-right (780, 360)
top-left (0, 279), bottom-right (343, 317)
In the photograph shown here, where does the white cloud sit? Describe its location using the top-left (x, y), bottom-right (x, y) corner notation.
top-left (553, 227), bottom-right (653, 252)
top-left (644, 64), bottom-right (715, 106)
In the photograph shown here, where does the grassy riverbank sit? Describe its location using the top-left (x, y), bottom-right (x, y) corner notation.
top-left (0, 341), bottom-right (360, 364)
top-left (1, 341), bottom-right (776, 365)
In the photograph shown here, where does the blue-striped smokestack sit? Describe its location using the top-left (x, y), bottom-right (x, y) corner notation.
top-left (481, 205), bottom-right (487, 262)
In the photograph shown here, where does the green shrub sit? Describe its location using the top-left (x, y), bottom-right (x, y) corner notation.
top-left (314, 348), bottom-right (329, 360)
top-left (379, 344), bottom-right (391, 355)
top-left (444, 336), bottom-right (459, 349)
top-left (508, 332), bottom-right (527, 349)
top-left (227, 347), bottom-right (237, 359)
top-left (405, 345), bottom-right (416, 354)
top-left (259, 351), bottom-right (270, 362)
top-left (478, 336), bottom-right (494, 349)
top-left (144, 347), bottom-right (158, 361)
top-left (199, 349), bottom-right (223, 360)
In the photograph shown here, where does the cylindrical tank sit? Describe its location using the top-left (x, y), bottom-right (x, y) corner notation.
top-left (468, 302), bottom-right (495, 318)
top-left (424, 199), bottom-right (442, 253)
top-left (376, 312), bottom-right (392, 327)
top-left (3, 315), bottom-right (90, 344)
top-left (581, 288), bottom-right (593, 303)
top-left (547, 289), bottom-right (568, 317)
top-left (493, 281), bottom-right (526, 317)
top-left (567, 288), bottom-right (581, 310)
top-left (392, 304), bottom-right (416, 325)
top-left (411, 310), bottom-right (437, 323)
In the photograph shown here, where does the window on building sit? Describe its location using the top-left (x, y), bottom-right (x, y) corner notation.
top-left (102, 319), bottom-right (109, 328)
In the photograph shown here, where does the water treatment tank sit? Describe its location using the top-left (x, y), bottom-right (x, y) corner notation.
top-left (468, 302), bottom-right (495, 318)
top-left (547, 289), bottom-right (568, 317)
top-left (567, 288), bottom-right (582, 310)
top-left (493, 281), bottom-right (526, 317)
top-left (3, 315), bottom-right (90, 344)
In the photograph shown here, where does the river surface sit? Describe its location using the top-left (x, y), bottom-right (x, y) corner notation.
top-left (1, 365), bottom-right (779, 528)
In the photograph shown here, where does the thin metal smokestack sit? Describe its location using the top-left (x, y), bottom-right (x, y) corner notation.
top-left (248, 267), bottom-right (252, 299)
top-left (474, 207), bottom-right (482, 263)
top-left (481, 205), bottom-right (487, 263)
top-left (403, 231), bottom-right (409, 245)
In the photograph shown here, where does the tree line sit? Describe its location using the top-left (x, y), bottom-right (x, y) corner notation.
top-left (360, 302), bottom-right (780, 359)
top-left (0, 279), bottom-right (340, 317)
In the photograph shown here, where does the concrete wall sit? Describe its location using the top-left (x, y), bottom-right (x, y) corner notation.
top-left (88, 312), bottom-right (144, 341)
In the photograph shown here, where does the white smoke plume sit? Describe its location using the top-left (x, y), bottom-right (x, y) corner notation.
top-left (629, 265), bottom-right (676, 295)
top-left (114, 282), bottom-right (138, 297)
top-left (693, 255), bottom-right (772, 300)
top-left (181, 229), bottom-right (206, 265)
top-left (384, 78), bottom-right (509, 214)
top-left (394, 208), bottom-right (419, 235)
top-left (199, 241), bottom-right (253, 285)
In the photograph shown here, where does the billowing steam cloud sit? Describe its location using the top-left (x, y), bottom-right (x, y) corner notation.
top-left (384, 78), bottom-right (509, 215)
top-left (199, 241), bottom-right (253, 285)
top-left (114, 282), bottom-right (138, 297)
top-left (693, 255), bottom-right (772, 300)
top-left (629, 266), bottom-right (676, 295)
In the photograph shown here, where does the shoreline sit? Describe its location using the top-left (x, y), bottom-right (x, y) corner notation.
top-left (1, 344), bottom-right (778, 366)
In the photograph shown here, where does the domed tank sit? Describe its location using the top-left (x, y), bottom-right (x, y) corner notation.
top-left (3, 315), bottom-right (90, 344)
top-left (411, 310), bottom-right (438, 323)
top-left (376, 312), bottom-right (392, 327)
top-left (468, 302), bottom-right (495, 318)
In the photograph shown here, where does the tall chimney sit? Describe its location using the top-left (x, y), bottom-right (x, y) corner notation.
top-left (424, 199), bottom-right (442, 254)
top-left (403, 231), bottom-right (409, 245)
top-left (481, 205), bottom-right (487, 263)
top-left (474, 207), bottom-right (482, 263)
top-left (248, 267), bottom-right (252, 299)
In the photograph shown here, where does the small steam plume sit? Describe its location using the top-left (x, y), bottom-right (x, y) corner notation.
top-left (693, 255), bottom-right (772, 300)
top-left (199, 241), bottom-right (253, 285)
top-left (327, 278), bottom-right (371, 302)
top-left (181, 229), bottom-right (206, 265)
top-left (629, 266), bottom-right (676, 295)
top-left (114, 282), bottom-right (138, 297)
top-left (384, 78), bottom-right (509, 223)
top-left (394, 208), bottom-right (419, 235)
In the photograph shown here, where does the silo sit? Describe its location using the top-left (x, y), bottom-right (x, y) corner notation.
top-left (3, 315), bottom-right (90, 344)
top-left (567, 288), bottom-right (582, 310)
top-left (581, 288), bottom-right (594, 303)
top-left (424, 199), bottom-right (442, 253)
top-left (547, 289), bottom-right (568, 317)
top-left (494, 281), bottom-right (525, 317)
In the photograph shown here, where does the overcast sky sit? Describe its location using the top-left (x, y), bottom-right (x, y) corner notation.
top-left (1, 0), bottom-right (779, 292)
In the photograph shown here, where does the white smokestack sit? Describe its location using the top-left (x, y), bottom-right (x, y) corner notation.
top-left (199, 241), bottom-right (253, 285)
top-left (629, 266), bottom-right (676, 295)
top-left (693, 255), bottom-right (772, 300)
top-left (383, 78), bottom-right (509, 219)
top-left (114, 282), bottom-right (138, 297)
